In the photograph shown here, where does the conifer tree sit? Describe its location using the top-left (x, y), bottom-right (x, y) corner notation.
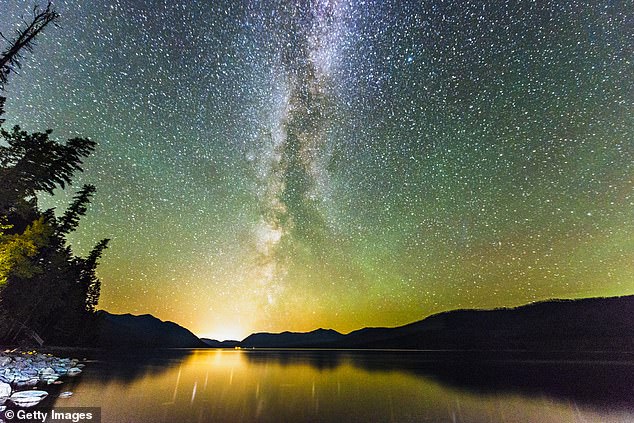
top-left (0, 2), bottom-right (59, 89)
top-left (0, 2), bottom-right (109, 345)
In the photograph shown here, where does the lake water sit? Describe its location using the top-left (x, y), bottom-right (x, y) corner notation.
top-left (43, 349), bottom-right (634, 422)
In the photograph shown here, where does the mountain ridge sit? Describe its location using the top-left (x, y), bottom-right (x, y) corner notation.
top-left (241, 327), bottom-right (345, 348)
top-left (232, 295), bottom-right (634, 351)
top-left (95, 310), bottom-right (207, 348)
top-left (94, 294), bottom-right (634, 351)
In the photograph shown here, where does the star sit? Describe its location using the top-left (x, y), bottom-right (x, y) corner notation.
top-left (0, 0), bottom-right (631, 340)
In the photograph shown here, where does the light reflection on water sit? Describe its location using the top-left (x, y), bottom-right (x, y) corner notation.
top-left (53, 349), bottom-right (634, 422)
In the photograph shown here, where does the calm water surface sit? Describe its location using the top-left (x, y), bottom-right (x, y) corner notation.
top-left (48, 349), bottom-right (634, 422)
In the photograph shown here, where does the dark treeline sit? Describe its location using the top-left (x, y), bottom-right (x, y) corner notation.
top-left (0, 2), bottom-right (109, 346)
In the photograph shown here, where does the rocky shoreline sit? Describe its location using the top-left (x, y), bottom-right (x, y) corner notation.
top-left (0, 350), bottom-right (83, 409)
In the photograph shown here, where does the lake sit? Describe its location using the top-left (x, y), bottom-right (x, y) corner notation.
top-left (44, 349), bottom-right (634, 422)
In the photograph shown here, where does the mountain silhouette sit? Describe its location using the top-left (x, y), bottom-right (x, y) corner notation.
top-left (241, 328), bottom-right (345, 348)
top-left (95, 311), bottom-right (207, 348)
top-left (236, 295), bottom-right (634, 351)
top-left (200, 338), bottom-right (240, 348)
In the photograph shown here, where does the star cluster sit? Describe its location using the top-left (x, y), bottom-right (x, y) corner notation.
top-left (1, 0), bottom-right (632, 339)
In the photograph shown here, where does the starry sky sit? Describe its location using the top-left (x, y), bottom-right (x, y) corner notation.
top-left (1, 0), bottom-right (632, 340)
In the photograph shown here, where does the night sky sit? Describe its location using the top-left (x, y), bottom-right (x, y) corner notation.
top-left (1, 0), bottom-right (632, 340)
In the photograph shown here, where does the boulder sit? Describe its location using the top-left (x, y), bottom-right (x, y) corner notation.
top-left (0, 382), bottom-right (11, 404)
top-left (9, 390), bottom-right (48, 407)
top-left (66, 368), bottom-right (82, 377)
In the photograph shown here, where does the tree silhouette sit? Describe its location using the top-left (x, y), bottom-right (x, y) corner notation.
top-left (0, 2), bottom-right (109, 346)
top-left (82, 238), bottom-right (110, 313)
top-left (0, 2), bottom-right (59, 89)
top-left (57, 184), bottom-right (96, 235)
top-left (0, 126), bottom-right (96, 231)
top-left (0, 2), bottom-right (59, 121)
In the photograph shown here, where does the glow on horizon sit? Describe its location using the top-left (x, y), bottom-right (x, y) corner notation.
top-left (198, 326), bottom-right (247, 343)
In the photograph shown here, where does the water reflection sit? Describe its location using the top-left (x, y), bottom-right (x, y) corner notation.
top-left (245, 350), bottom-right (634, 408)
top-left (52, 349), bottom-right (634, 422)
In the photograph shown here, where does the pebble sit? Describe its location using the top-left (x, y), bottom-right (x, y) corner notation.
top-left (0, 350), bottom-right (85, 408)
top-left (67, 368), bottom-right (82, 376)
top-left (9, 390), bottom-right (48, 407)
top-left (0, 382), bottom-right (10, 399)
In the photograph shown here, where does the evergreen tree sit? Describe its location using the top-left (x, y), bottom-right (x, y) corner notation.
top-left (0, 2), bottom-right (59, 88)
top-left (0, 126), bottom-right (96, 232)
top-left (0, 2), bottom-right (59, 121)
top-left (0, 2), bottom-right (109, 345)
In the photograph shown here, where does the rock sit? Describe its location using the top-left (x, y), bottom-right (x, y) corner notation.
top-left (0, 381), bottom-right (10, 405)
top-left (39, 367), bottom-right (58, 384)
top-left (13, 376), bottom-right (30, 387)
top-left (2, 372), bottom-right (15, 385)
top-left (9, 390), bottom-right (48, 407)
top-left (0, 382), bottom-right (10, 398)
top-left (14, 376), bottom-right (39, 388)
top-left (66, 368), bottom-right (82, 377)
top-left (22, 368), bottom-right (38, 377)
top-left (40, 374), bottom-right (59, 384)
top-left (0, 351), bottom-right (87, 405)
top-left (54, 367), bottom-right (68, 376)
top-left (40, 367), bottom-right (55, 375)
